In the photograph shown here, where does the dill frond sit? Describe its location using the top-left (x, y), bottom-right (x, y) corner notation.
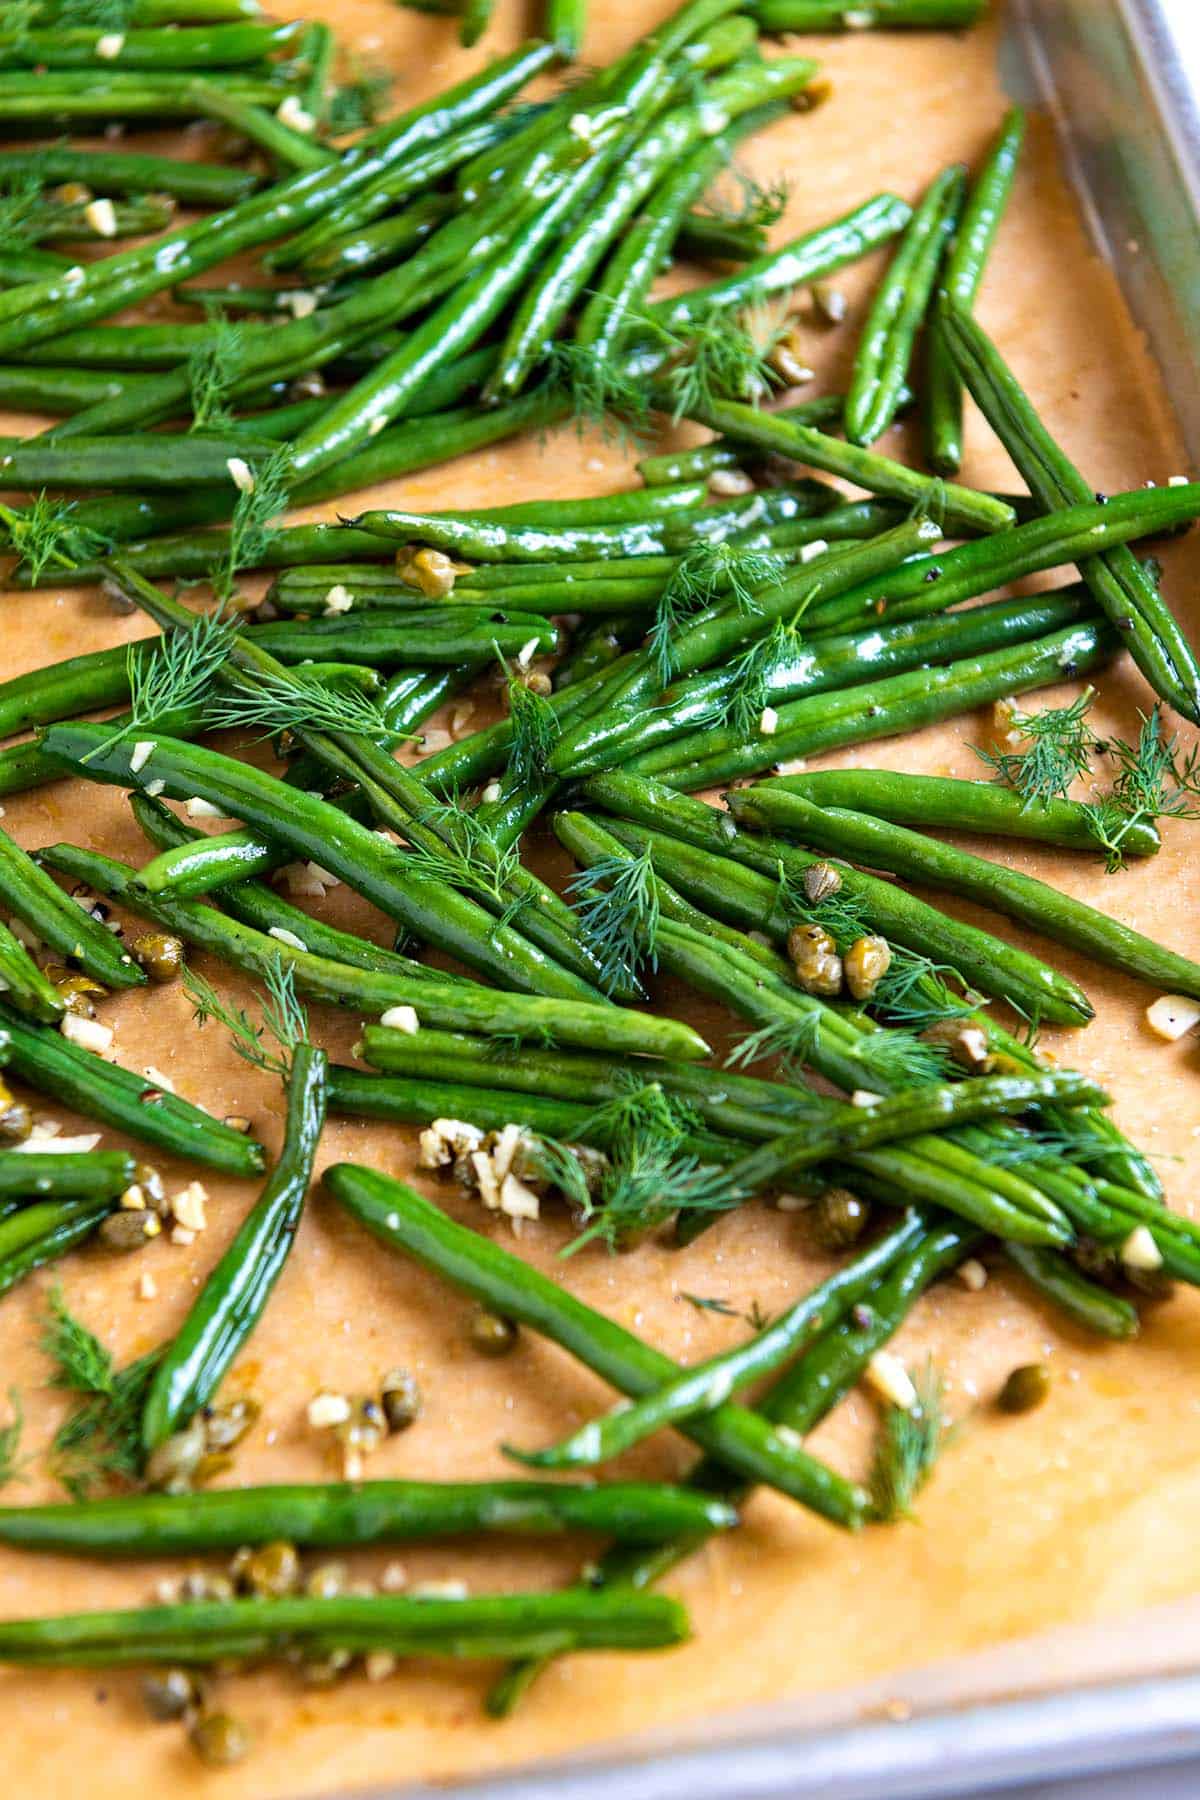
top-left (217, 446), bottom-right (292, 602)
top-left (678, 1291), bottom-right (739, 1317)
top-left (566, 845), bottom-right (659, 997)
top-left (203, 664), bottom-right (396, 742)
top-left (0, 171), bottom-right (46, 250)
top-left (0, 494), bottom-right (109, 584)
top-left (848, 1027), bottom-right (951, 1090)
top-left (565, 1082), bottom-right (729, 1253)
top-left (649, 542), bottom-right (784, 684)
top-left (722, 616), bottom-right (803, 735)
top-left (724, 1011), bottom-right (822, 1076)
top-left (975, 686), bottom-right (1099, 805)
top-left (183, 957), bottom-right (308, 1077)
top-left (404, 799), bottom-right (524, 920)
top-left (186, 311), bottom-right (247, 434)
top-left (42, 1289), bottom-right (158, 1498)
top-left (1085, 706), bottom-right (1200, 870)
top-left (325, 63), bottom-right (393, 135)
top-left (698, 163), bottom-right (792, 231)
top-left (656, 297), bottom-right (793, 424)
top-left (871, 951), bottom-right (981, 1031)
top-left (53, 0), bottom-right (134, 25)
top-left (85, 607), bottom-right (236, 761)
top-left (503, 663), bottom-right (560, 788)
top-left (0, 1389), bottom-right (25, 1490)
top-left (868, 1361), bottom-right (948, 1522)
top-left (545, 338), bottom-right (653, 446)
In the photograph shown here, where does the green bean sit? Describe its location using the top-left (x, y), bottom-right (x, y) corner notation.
top-left (327, 1163), bottom-right (870, 1528)
top-left (0, 248), bottom-right (73, 286)
top-left (674, 212), bottom-right (766, 261)
top-left (579, 779), bottom-right (1094, 1026)
top-left (248, 610), bottom-right (558, 669)
top-left (845, 164), bottom-right (964, 444)
top-left (0, 43), bottom-right (555, 356)
top-left (924, 108), bottom-right (1025, 473)
top-left (38, 843), bottom-right (710, 1062)
top-left (0, 640), bottom-right (164, 738)
top-left (754, 0), bottom-right (986, 23)
top-left (0, 147), bottom-right (259, 206)
top-left (0, 1197), bottom-right (116, 1301)
top-left (0, 920), bottom-right (64, 1024)
top-left (0, 433), bottom-right (280, 491)
top-left (656, 390), bottom-right (1013, 535)
top-left (765, 769), bottom-right (1160, 858)
top-left (326, 1067), bottom-right (740, 1166)
top-left (644, 619), bottom-right (1117, 789)
top-left (0, 21), bottom-right (299, 69)
top-left (289, 191), bottom-right (459, 280)
top-left (487, 58), bottom-right (818, 400)
top-left (30, 0), bottom-right (266, 16)
top-left (730, 787), bottom-right (1200, 1001)
top-left (635, 395), bottom-right (849, 483)
top-left (0, 1479), bottom-right (736, 1555)
top-left (143, 1043), bottom-right (326, 1449)
top-left (186, 80), bottom-right (335, 173)
top-left (0, 1000), bottom-right (264, 1175)
top-left (546, 0), bottom-right (588, 56)
top-left (550, 520), bottom-right (940, 776)
top-left (0, 1149), bottom-right (136, 1204)
top-left (25, 196), bottom-right (177, 244)
top-left (1003, 1244), bottom-right (1139, 1341)
top-left (554, 620), bottom-right (646, 692)
top-left (0, 364), bottom-right (161, 418)
top-left (14, 321), bottom-right (251, 368)
top-left (0, 72), bottom-right (292, 123)
top-left (0, 823), bottom-right (143, 992)
top-left (135, 829), bottom-right (281, 900)
top-left (942, 302), bottom-right (1200, 723)
top-left (267, 571), bottom-right (664, 617)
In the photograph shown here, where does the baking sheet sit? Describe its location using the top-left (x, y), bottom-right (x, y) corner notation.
top-left (3, 2), bottom-right (1200, 1794)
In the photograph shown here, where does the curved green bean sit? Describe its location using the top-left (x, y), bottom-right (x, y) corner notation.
top-left (0, 1149), bottom-right (136, 1203)
top-left (0, 823), bottom-right (144, 991)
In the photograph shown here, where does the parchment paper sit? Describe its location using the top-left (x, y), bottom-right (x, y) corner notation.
top-left (2, 3), bottom-right (1200, 1794)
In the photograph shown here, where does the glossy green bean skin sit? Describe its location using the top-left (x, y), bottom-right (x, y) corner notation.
top-left (656, 391), bottom-right (1014, 535)
top-left (0, 1480), bottom-right (736, 1554)
top-left (327, 1164), bottom-right (870, 1528)
top-left (0, 1150), bottom-right (136, 1203)
top-left (546, 0), bottom-right (588, 56)
top-left (135, 830), bottom-right (281, 902)
top-left (1004, 1244), bottom-right (1139, 1340)
top-left (573, 777), bottom-right (1095, 1026)
top-left (674, 212), bottom-right (765, 261)
top-left (0, 641), bottom-right (159, 738)
top-left (0, 1000), bottom-right (264, 1175)
top-left (327, 1068), bottom-right (739, 1167)
top-left (0, 433), bottom-right (280, 491)
top-left (754, 0), bottom-right (985, 23)
top-left (0, 1587), bottom-right (688, 1667)
top-left (730, 788), bottom-right (1200, 1001)
top-left (186, 80), bottom-right (335, 173)
top-left (635, 395), bottom-right (849, 484)
top-left (0, 1197), bottom-right (116, 1300)
top-left (0, 365), bottom-right (161, 419)
top-left (765, 769), bottom-right (1160, 857)
top-left (0, 21), bottom-right (298, 68)
top-left (31, 0), bottom-right (266, 19)
top-left (942, 303), bottom-right (1200, 723)
top-left (39, 842), bottom-right (710, 1062)
top-left (24, 196), bottom-right (177, 244)
top-left (268, 572), bottom-right (664, 617)
top-left (0, 71), bottom-right (292, 123)
top-left (0, 43), bottom-right (556, 357)
top-left (925, 108), bottom-right (1025, 473)
top-left (845, 164), bottom-right (964, 444)
top-left (0, 824), bottom-right (144, 991)
top-left (143, 1044), bottom-right (327, 1449)
top-left (0, 147), bottom-right (259, 206)
top-left (247, 610), bottom-right (559, 669)
top-left (0, 919), bottom-right (64, 1023)
top-left (644, 620), bottom-right (1116, 790)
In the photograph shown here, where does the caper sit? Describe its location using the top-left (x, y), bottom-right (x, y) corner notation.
top-left (305, 1560), bottom-right (348, 1598)
top-left (188, 1711), bottom-right (253, 1768)
top-left (395, 545), bottom-right (458, 599)
top-left (98, 1209), bottom-right (160, 1251)
top-left (468, 1307), bottom-right (519, 1358)
top-left (843, 934), bottom-right (892, 1001)
top-left (0, 1079), bottom-right (31, 1143)
top-left (811, 1186), bottom-right (870, 1252)
top-left (131, 932), bottom-right (185, 983)
top-left (802, 861), bottom-right (843, 904)
top-left (201, 1395), bottom-right (260, 1452)
top-left (232, 1539), bottom-right (300, 1598)
top-left (42, 965), bottom-right (106, 1017)
top-left (141, 1667), bottom-right (204, 1722)
top-left (787, 922), bottom-right (843, 996)
top-left (919, 1017), bottom-right (993, 1072)
top-left (144, 1417), bottom-right (207, 1492)
top-left (997, 1363), bottom-right (1051, 1414)
top-left (381, 1368), bottom-right (422, 1434)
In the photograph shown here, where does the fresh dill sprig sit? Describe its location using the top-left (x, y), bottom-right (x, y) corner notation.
top-left (871, 950), bottom-right (981, 1031)
top-left (0, 171), bottom-right (46, 251)
top-left (0, 494), bottom-right (109, 584)
top-left (678, 1291), bottom-right (740, 1317)
top-left (867, 1361), bottom-right (948, 1522)
top-left (649, 543), bottom-right (784, 684)
top-left (975, 686), bottom-right (1099, 804)
top-left (217, 446), bottom-right (292, 602)
top-left (184, 958), bottom-right (309, 1078)
top-left (325, 63), bottom-right (393, 134)
top-left (186, 312), bottom-right (246, 434)
top-left (405, 798), bottom-right (524, 922)
top-left (202, 664), bottom-right (397, 742)
top-left (1085, 706), bottom-right (1200, 870)
top-left (773, 865), bottom-right (870, 942)
top-left (85, 607), bottom-right (236, 762)
top-left (0, 1389), bottom-right (25, 1490)
top-left (656, 297), bottom-right (793, 424)
top-left (566, 845), bottom-right (660, 997)
top-left (51, 0), bottom-right (134, 25)
top-left (544, 338), bottom-right (653, 446)
top-left (987, 1121), bottom-right (1116, 1170)
top-left (560, 1082), bottom-right (730, 1254)
top-left (722, 616), bottom-right (802, 735)
top-left (503, 661), bottom-right (560, 788)
top-left (848, 1027), bottom-right (950, 1090)
top-left (42, 1289), bottom-right (158, 1498)
top-left (698, 164), bottom-right (792, 231)
top-left (725, 1011), bottom-right (822, 1076)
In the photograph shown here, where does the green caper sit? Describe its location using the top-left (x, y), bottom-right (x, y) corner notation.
top-left (188, 1711), bottom-right (252, 1768)
top-left (42, 965), bottom-right (106, 1017)
top-left (131, 932), bottom-right (185, 983)
top-left (843, 934), bottom-right (892, 1002)
top-left (381, 1368), bottom-right (422, 1434)
top-left (468, 1307), bottom-right (519, 1358)
top-left (141, 1667), bottom-right (204, 1721)
top-left (997, 1363), bottom-right (1051, 1414)
top-left (787, 922), bottom-right (843, 997)
top-left (811, 1186), bottom-right (870, 1252)
top-left (0, 1079), bottom-right (31, 1143)
top-left (98, 1209), bottom-right (160, 1252)
top-left (201, 1395), bottom-right (260, 1452)
top-left (801, 861), bottom-right (843, 904)
top-left (231, 1539), bottom-right (299, 1598)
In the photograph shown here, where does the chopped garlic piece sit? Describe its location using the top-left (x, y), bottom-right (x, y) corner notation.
top-left (499, 1171), bottom-right (540, 1221)
top-left (708, 468), bottom-right (755, 497)
top-left (308, 1392), bottom-right (351, 1429)
top-left (282, 289), bottom-right (317, 319)
top-left (410, 1579), bottom-right (469, 1600)
top-left (323, 584), bottom-right (353, 616)
top-left (417, 1118), bottom-right (484, 1171)
top-left (851, 1089), bottom-right (883, 1108)
top-left (481, 781), bottom-right (502, 803)
top-left (277, 94), bottom-right (316, 134)
top-left (368, 414), bottom-right (387, 437)
top-left (759, 706), bottom-right (779, 735)
top-left (380, 1005), bottom-right (419, 1035)
top-left (137, 1272), bottom-right (158, 1301)
top-left (268, 926), bottom-right (308, 952)
top-left (226, 456), bottom-right (255, 494)
top-left (12, 1132), bottom-right (101, 1154)
top-left (957, 1258), bottom-right (988, 1293)
top-left (170, 1226), bottom-right (195, 1247)
top-left (96, 31), bottom-right (125, 57)
top-left (282, 861), bottom-right (326, 897)
top-left (490, 1122), bottom-right (524, 1183)
top-left (1121, 1224), bottom-right (1163, 1272)
top-left (517, 638), bottom-right (539, 668)
top-left (172, 1180), bottom-right (209, 1233)
top-left (865, 1350), bottom-right (918, 1411)
top-left (129, 739), bottom-right (155, 774)
top-left (185, 796), bottom-right (224, 819)
top-left (1168, 474), bottom-right (1190, 487)
top-left (364, 1652), bottom-right (397, 1682)
top-left (799, 538), bottom-right (828, 563)
top-left (470, 1147), bottom-right (500, 1211)
top-left (1145, 993), bottom-right (1200, 1041)
top-left (84, 198), bottom-right (118, 238)
top-left (61, 1015), bottom-right (113, 1053)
